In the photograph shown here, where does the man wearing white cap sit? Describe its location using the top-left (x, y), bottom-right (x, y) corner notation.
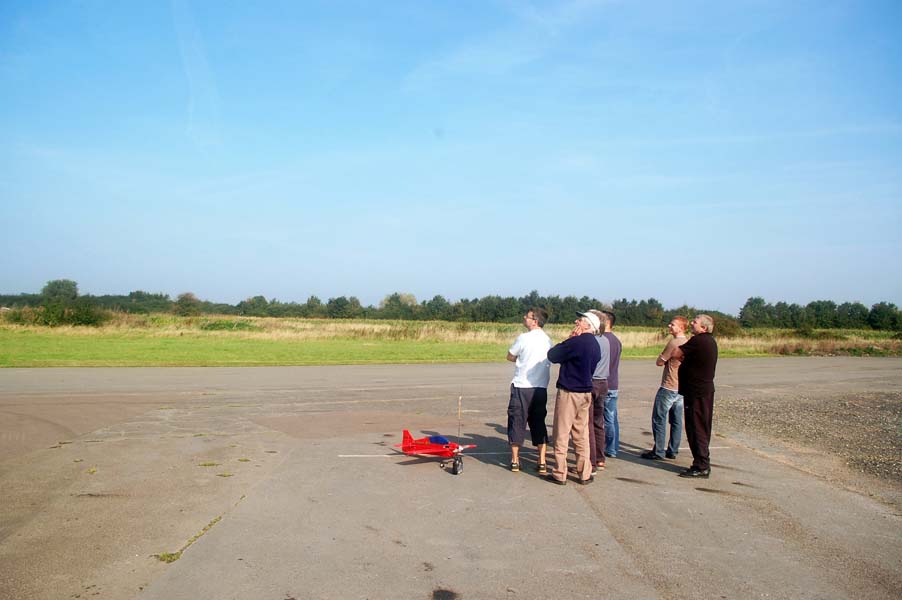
top-left (545, 311), bottom-right (602, 485)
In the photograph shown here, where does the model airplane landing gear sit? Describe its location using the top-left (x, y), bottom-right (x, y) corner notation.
top-left (451, 456), bottom-right (463, 475)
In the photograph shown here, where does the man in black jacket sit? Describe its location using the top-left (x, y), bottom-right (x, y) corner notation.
top-left (546, 311), bottom-right (602, 485)
top-left (672, 314), bottom-right (718, 478)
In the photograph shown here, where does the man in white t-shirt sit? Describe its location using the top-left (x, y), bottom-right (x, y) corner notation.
top-left (506, 307), bottom-right (552, 473)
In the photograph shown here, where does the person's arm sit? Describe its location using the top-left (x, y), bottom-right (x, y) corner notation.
top-left (507, 335), bottom-right (522, 362)
top-left (547, 338), bottom-right (573, 364)
top-left (657, 339), bottom-right (674, 366)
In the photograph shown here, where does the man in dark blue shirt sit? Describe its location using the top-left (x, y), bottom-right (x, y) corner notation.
top-left (546, 311), bottom-right (602, 485)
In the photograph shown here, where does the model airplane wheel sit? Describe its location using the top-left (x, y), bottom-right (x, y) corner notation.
top-left (452, 456), bottom-right (463, 475)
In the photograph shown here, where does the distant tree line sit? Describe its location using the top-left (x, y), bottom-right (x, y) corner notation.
top-left (2, 281), bottom-right (900, 330)
top-left (0, 282), bottom-right (732, 327)
top-left (739, 297), bottom-right (901, 330)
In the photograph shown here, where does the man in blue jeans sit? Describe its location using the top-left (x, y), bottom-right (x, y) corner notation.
top-left (601, 311), bottom-right (622, 458)
top-left (641, 316), bottom-right (689, 460)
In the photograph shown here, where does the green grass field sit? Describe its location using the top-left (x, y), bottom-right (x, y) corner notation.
top-left (0, 328), bottom-right (510, 367)
top-left (1, 314), bottom-right (898, 367)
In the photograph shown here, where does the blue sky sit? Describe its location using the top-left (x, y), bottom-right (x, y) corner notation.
top-left (2, 0), bottom-right (900, 314)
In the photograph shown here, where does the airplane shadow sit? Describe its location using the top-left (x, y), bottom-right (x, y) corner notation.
top-left (390, 428), bottom-right (510, 476)
top-left (391, 426), bottom-right (517, 475)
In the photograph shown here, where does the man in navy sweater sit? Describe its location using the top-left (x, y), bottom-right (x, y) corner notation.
top-left (546, 311), bottom-right (602, 485)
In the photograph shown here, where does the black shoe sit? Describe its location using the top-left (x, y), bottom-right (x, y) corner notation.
top-left (679, 466), bottom-right (710, 478)
top-left (577, 476), bottom-right (594, 485)
top-left (641, 451), bottom-right (663, 460)
top-left (665, 451), bottom-right (677, 459)
top-left (546, 473), bottom-right (566, 485)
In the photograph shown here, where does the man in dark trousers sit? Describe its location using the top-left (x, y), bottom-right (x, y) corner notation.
top-left (672, 314), bottom-right (718, 478)
top-left (586, 309), bottom-right (609, 473)
top-left (546, 311), bottom-right (602, 485)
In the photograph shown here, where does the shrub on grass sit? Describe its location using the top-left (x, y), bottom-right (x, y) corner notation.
top-left (712, 316), bottom-right (741, 337)
top-left (3, 306), bottom-right (39, 325)
top-left (793, 326), bottom-right (847, 340)
top-left (174, 293), bottom-right (202, 316)
top-left (65, 299), bottom-right (111, 326)
top-left (199, 320), bottom-right (261, 332)
top-left (1, 301), bottom-right (109, 327)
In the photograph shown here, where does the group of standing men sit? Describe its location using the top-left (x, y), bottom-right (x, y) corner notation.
top-left (506, 307), bottom-right (718, 484)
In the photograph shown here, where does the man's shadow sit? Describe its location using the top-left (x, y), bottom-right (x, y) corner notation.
top-left (615, 441), bottom-right (686, 474)
top-left (478, 422), bottom-right (556, 475)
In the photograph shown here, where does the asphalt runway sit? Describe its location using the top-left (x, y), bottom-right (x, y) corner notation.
top-left (1, 358), bottom-right (900, 599)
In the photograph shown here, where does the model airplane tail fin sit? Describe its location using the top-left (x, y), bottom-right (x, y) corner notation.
top-left (394, 430), bottom-right (415, 450)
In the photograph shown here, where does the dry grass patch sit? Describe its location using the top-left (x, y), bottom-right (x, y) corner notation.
top-left (2, 314), bottom-right (899, 366)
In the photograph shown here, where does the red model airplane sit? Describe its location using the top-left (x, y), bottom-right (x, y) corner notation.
top-left (395, 430), bottom-right (476, 474)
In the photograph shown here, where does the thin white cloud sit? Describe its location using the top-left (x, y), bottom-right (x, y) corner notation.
top-left (615, 123), bottom-right (902, 148)
top-left (402, 33), bottom-right (545, 92)
top-left (403, 0), bottom-right (615, 92)
top-left (171, 0), bottom-right (221, 148)
top-left (501, 0), bottom-right (616, 32)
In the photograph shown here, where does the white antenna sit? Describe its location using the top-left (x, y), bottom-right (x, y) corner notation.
top-left (457, 394), bottom-right (462, 444)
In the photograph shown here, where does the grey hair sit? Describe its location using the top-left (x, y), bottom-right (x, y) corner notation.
top-left (695, 314), bottom-right (715, 333)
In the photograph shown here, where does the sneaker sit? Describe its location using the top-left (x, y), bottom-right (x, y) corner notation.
top-left (665, 451), bottom-right (677, 459)
top-left (510, 463), bottom-right (520, 473)
top-left (641, 450), bottom-right (664, 460)
top-left (536, 463), bottom-right (547, 475)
